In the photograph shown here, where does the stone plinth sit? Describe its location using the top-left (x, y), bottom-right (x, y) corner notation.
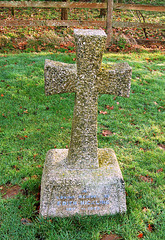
top-left (40, 149), bottom-right (126, 217)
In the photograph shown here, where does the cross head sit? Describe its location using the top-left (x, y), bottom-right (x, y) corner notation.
top-left (44, 29), bottom-right (132, 169)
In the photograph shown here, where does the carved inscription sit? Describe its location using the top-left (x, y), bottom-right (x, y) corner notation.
top-left (55, 189), bottom-right (110, 212)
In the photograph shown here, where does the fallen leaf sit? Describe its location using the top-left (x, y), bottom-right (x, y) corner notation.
top-left (36, 192), bottom-right (40, 201)
top-left (22, 177), bottom-right (29, 181)
top-left (142, 207), bottom-right (148, 212)
top-left (102, 130), bottom-right (113, 136)
top-left (137, 233), bottom-right (143, 238)
top-left (31, 175), bottom-right (38, 179)
top-left (156, 168), bottom-right (163, 173)
top-left (2, 113), bottom-right (7, 118)
top-left (148, 224), bottom-right (153, 232)
top-left (106, 105), bottom-right (114, 110)
top-left (158, 144), bottom-right (165, 151)
top-left (18, 41), bottom-right (27, 50)
top-left (21, 218), bottom-right (32, 225)
top-left (36, 165), bottom-right (42, 168)
top-left (17, 135), bottom-right (25, 140)
top-left (140, 175), bottom-right (153, 183)
top-left (99, 111), bottom-right (107, 115)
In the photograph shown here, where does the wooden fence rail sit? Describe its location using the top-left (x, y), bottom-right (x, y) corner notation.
top-left (1, 19), bottom-right (164, 30)
top-left (0, 1), bottom-right (165, 12)
top-left (1, 1), bottom-right (165, 45)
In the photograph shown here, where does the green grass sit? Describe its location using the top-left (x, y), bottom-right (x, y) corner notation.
top-left (0, 51), bottom-right (165, 239)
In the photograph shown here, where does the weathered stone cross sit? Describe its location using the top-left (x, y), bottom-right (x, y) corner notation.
top-left (40, 29), bottom-right (132, 217)
top-left (44, 29), bottom-right (131, 170)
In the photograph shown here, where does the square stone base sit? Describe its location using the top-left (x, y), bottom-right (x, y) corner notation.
top-left (40, 149), bottom-right (126, 217)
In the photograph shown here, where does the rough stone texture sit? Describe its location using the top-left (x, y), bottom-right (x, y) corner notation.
top-left (45, 60), bottom-right (76, 95)
top-left (40, 149), bottom-right (126, 217)
top-left (98, 62), bottom-right (131, 97)
top-left (68, 29), bottom-right (107, 169)
top-left (40, 29), bottom-right (132, 217)
top-left (44, 29), bottom-right (132, 169)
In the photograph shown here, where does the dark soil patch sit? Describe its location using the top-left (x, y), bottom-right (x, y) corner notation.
top-left (0, 184), bottom-right (21, 199)
top-left (100, 233), bottom-right (123, 240)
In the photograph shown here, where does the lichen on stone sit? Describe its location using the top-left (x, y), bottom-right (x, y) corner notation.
top-left (44, 29), bottom-right (132, 169)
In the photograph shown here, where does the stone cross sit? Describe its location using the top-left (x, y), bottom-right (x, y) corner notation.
top-left (40, 29), bottom-right (132, 217)
top-left (45, 29), bottom-right (131, 170)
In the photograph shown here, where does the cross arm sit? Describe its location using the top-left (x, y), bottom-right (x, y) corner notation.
top-left (44, 59), bottom-right (76, 95)
top-left (97, 62), bottom-right (132, 97)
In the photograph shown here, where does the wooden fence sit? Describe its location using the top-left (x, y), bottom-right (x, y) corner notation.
top-left (0, 1), bottom-right (165, 12)
top-left (0, 1), bottom-right (165, 44)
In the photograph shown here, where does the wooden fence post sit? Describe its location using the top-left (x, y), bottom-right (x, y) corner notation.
top-left (11, 7), bottom-right (15, 16)
top-left (61, 0), bottom-right (69, 20)
top-left (100, 0), bottom-right (106, 17)
top-left (106, 0), bottom-right (113, 47)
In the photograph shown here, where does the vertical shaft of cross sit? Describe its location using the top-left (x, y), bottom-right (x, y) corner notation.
top-left (67, 30), bottom-right (107, 169)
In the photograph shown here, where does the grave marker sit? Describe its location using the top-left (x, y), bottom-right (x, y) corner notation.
top-left (40, 29), bottom-right (132, 217)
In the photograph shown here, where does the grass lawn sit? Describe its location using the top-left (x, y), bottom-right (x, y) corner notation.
top-left (0, 51), bottom-right (164, 239)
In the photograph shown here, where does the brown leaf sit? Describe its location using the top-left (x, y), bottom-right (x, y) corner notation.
top-left (106, 105), bottom-right (114, 110)
top-left (99, 111), bottom-right (107, 115)
top-left (18, 41), bottom-right (27, 50)
top-left (36, 165), bottom-right (42, 168)
top-left (102, 130), bottom-right (113, 136)
top-left (142, 207), bottom-right (148, 212)
top-left (31, 175), bottom-right (38, 179)
top-left (33, 154), bottom-right (38, 159)
top-left (156, 168), bottom-right (163, 173)
top-left (158, 144), bottom-right (165, 151)
top-left (140, 175), bottom-right (153, 183)
top-left (21, 218), bottom-right (32, 225)
top-left (148, 224), bottom-right (153, 232)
